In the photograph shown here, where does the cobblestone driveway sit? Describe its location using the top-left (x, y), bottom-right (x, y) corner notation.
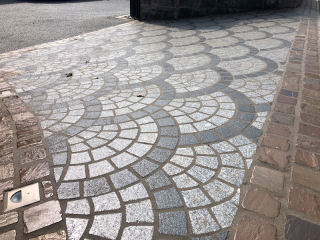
top-left (0, 9), bottom-right (301, 240)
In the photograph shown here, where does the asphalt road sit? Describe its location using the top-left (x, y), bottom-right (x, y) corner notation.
top-left (0, 0), bottom-right (130, 54)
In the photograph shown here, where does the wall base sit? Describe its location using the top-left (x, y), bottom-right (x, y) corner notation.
top-left (139, 0), bottom-right (303, 20)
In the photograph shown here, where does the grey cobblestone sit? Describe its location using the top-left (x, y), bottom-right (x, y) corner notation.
top-left (146, 170), bottom-right (172, 189)
top-left (83, 177), bottom-right (111, 197)
top-left (110, 169), bottom-right (139, 189)
top-left (158, 211), bottom-right (188, 236)
top-left (132, 159), bottom-right (159, 177)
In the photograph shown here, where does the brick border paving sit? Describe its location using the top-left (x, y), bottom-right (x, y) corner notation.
top-left (0, 71), bottom-right (65, 239)
top-left (232, 0), bottom-right (320, 239)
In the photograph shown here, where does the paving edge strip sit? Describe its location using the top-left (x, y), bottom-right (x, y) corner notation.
top-left (230, 0), bottom-right (320, 239)
top-left (0, 70), bottom-right (65, 239)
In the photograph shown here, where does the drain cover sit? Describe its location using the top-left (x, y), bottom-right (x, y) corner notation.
top-left (4, 183), bottom-right (40, 212)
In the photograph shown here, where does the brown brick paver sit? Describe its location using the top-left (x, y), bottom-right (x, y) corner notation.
top-left (271, 113), bottom-right (295, 125)
top-left (261, 134), bottom-right (290, 151)
top-left (288, 187), bottom-right (320, 219)
top-left (298, 122), bottom-right (320, 137)
top-left (234, 216), bottom-right (277, 240)
top-left (285, 215), bottom-right (320, 239)
top-left (19, 162), bottom-right (50, 183)
top-left (250, 166), bottom-right (284, 193)
top-left (277, 95), bottom-right (298, 105)
top-left (0, 230), bottom-right (16, 240)
top-left (242, 188), bottom-right (281, 218)
top-left (292, 166), bottom-right (320, 192)
top-left (0, 180), bottom-right (13, 200)
top-left (23, 200), bottom-right (62, 234)
top-left (19, 147), bottom-right (46, 164)
top-left (294, 149), bottom-right (320, 170)
top-left (259, 147), bottom-right (290, 168)
top-left (267, 123), bottom-right (291, 137)
top-left (297, 135), bottom-right (320, 151)
top-left (300, 112), bottom-right (320, 125)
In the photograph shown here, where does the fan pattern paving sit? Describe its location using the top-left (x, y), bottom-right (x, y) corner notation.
top-left (0, 10), bottom-right (300, 240)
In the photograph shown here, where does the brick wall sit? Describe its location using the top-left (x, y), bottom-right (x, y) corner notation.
top-left (139, 0), bottom-right (303, 19)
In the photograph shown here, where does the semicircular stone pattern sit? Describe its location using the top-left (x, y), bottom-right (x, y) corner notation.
top-left (1, 10), bottom-right (301, 240)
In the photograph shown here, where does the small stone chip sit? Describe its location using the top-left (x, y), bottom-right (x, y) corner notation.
top-left (42, 181), bottom-right (53, 198)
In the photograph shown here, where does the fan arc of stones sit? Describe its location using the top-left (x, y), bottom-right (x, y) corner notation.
top-left (2, 11), bottom-right (301, 239)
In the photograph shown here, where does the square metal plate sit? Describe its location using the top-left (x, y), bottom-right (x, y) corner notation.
top-left (4, 183), bottom-right (40, 212)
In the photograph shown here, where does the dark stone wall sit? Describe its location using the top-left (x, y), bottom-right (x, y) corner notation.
top-left (139, 0), bottom-right (303, 19)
